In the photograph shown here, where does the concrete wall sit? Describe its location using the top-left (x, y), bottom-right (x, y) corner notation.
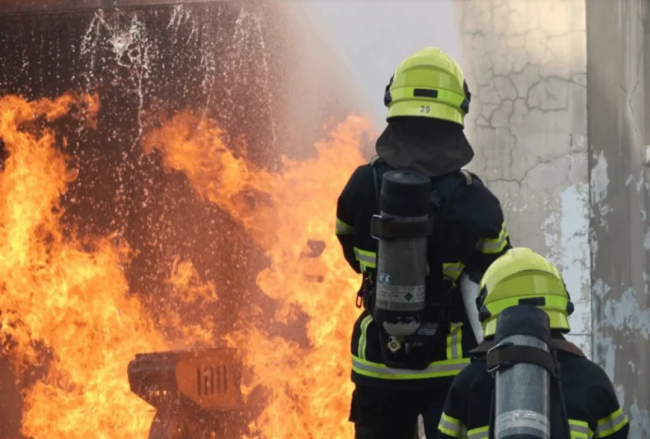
top-left (587, 0), bottom-right (650, 435)
top-left (456, 0), bottom-right (592, 357)
top-left (455, 0), bottom-right (650, 432)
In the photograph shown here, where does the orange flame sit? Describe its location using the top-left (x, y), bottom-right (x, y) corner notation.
top-left (143, 111), bottom-right (373, 438)
top-left (0, 95), bottom-right (211, 438)
top-left (1, 92), bottom-right (373, 438)
top-left (151, 257), bottom-right (220, 348)
top-left (142, 112), bottom-right (277, 249)
top-left (167, 257), bottom-right (218, 305)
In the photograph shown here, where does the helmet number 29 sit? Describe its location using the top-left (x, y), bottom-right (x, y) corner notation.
top-left (420, 105), bottom-right (431, 113)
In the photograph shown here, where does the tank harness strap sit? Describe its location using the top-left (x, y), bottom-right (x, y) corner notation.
top-left (355, 156), bottom-right (385, 309)
top-left (370, 217), bottom-right (435, 240)
top-left (486, 344), bottom-right (558, 377)
top-left (370, 155), bottom-right (384, 207)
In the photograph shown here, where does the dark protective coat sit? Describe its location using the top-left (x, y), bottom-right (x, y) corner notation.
top-left (438, 338), bottom-right (630, 439)
top-left (336, 155), bottom-right (512, 391)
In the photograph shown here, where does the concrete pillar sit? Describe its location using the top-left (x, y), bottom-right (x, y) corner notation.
top-left (455, 0), bottom-right (650, 431)
top-left (456, 0), bottom-right (592, 356)
top-left (587, 0), bottom-right (650, 435)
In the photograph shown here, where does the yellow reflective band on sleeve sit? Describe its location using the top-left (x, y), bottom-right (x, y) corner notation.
top-left (438, 413), bottom-right (467, 438)
top-left (354, 247), bottom-right (377, 272)
top-left (475, 222), bottom-right (509, 254)
top-left (358, 315), bottom-right (373, 360)
top-left (443, 261), bottom-right (465, 282)
top-left (352, 355), bottom-right (469, 380)
top-left (451, 419), bottom-right (595, 439)
top-left (569, 419), bottom-right (594, 439)
top-left (596, 408), bottom-right (628, 438)
top-left (335, 218), bottom-right (353, 235)
top-left (446, 323), bottom-right (463, 360)
top-left (467, 426), bottom-right (489, 439)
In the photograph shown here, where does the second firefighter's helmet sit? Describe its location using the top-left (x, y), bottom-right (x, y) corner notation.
top-left (384, 47), bottom-right (471, 126)
top-left (476, 247), bottom-right (574, 338)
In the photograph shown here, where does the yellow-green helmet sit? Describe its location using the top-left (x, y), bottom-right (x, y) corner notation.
top-left (476, 247), bottom-right (574, 338)
top-left (384, 47), bottom-right (471, 126)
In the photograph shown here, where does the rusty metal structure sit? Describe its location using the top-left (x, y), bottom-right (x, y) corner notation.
top-left (128, 348), bottom-right (258, 438)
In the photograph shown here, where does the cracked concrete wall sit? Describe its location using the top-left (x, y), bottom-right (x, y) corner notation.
top-left (456, 0), bottom-right (650, 430)
top-left (455, 0), bottom-right (592, 356)
top-left (587, 0), bottom-right (650, 435)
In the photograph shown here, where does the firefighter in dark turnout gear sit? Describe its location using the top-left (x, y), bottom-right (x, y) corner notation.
top-left (439, 248), bottom-right (630, 439)
top-left (335, 47), bottom-right (512, 439)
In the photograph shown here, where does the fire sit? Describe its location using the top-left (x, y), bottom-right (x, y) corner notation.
top-left (0, 91), bottom-right (373, 438)
top-left (141, 112), bottom-right (277, 249)
top-left (151, 257), bottom-right (220, 348)
top-left (0, 94), bottom-right (207, 438)
top-left (143, 111), bottom-right (373, 438)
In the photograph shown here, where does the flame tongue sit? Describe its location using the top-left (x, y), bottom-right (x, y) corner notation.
top-left (141, 110), bottom-right (278, 249)
top-left (144, 111), bottom-right (372, 438)
top-left (0, 94), bottom-right (170, 438)
top-left (1, 92), bottom-right (373, 438)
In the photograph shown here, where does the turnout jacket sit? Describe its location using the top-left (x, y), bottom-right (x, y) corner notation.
top-left (439, 338), bottom-right (630, 439)
top-left (335, 157), bottom-right (511, 390)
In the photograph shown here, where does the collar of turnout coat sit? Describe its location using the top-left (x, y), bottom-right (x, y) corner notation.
top-left (375, 117), bottom-right (475, 177)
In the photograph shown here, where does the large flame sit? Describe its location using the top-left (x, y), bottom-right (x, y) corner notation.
top-left (141, 113), bottom-right (277, 249)
top-left (0, 93), bottom-right (373, 438)
top-left (143, 111), bottom-right (372, 438)
top-left (0, 93), bottom-right (160, 437)
top-left (0, 95), bottom-right (215, 438)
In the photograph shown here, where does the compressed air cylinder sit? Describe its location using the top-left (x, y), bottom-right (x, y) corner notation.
top-left (373, 170), bottom-right (433, 339)
top-left (493, 306), bottom-right (552, 439)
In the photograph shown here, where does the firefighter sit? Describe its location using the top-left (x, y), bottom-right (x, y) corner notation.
top-left (335, 47), bottom-right (512, 439)
top-left (438, 247), bottom-right (630, 439)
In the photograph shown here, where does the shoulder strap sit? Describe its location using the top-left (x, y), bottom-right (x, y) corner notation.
top-left (434, 169), bottom-right (475, 312)
top-left (459, 169), bottom-right (473, 186)
top-left (550, 339), bottom-right (586, 358)
top-left (370, 155), bottom-right (388, 208)
top-left (430, 169), bottom-right (474, 207)
top-left (469, 338), bottom-right (586, 358)
top-left (370, 158), bottom-right (474, 207)
top-left (370, 155), bottom-right (383, 167)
